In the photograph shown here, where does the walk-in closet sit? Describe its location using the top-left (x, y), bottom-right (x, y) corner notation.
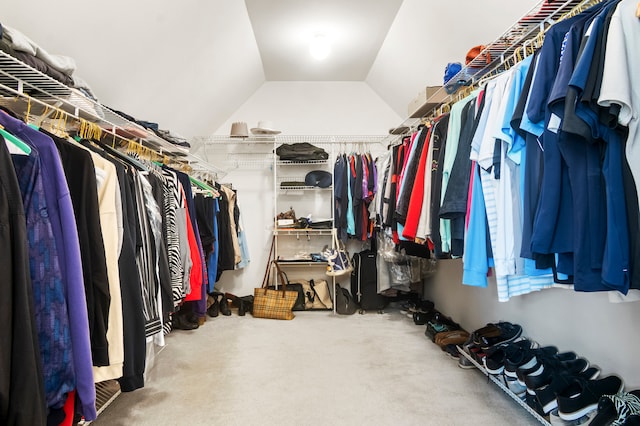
top-left (2, 1), bottom-right (639, 425)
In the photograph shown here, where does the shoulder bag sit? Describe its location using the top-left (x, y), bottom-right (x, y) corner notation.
top-left (253, 238), bottom-right (298, 320)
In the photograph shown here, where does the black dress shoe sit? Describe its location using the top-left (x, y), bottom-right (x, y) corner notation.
top-left (225, 293), bottom-right (247, 316)
top-left (239, 295), bottom-right (254, 315)
top-left (172, 314), bottom-right (199, 330)
top-left (219, 295), bottom-right (231, 316)
top-left (207, 298), bottom-right (219, 317)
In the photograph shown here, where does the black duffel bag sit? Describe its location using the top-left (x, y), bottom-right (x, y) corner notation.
top-left (267, 266), bottom-right (306, 311)
top-left (276, 142), bottom-right (328, 161)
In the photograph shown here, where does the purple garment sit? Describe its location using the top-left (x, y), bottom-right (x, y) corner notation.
top-left (0, 111), bottom-right (97, 420)
top-left (361, 155), bottom-right (368, 200)
top-left (11, 147), bottom-right (74, 410)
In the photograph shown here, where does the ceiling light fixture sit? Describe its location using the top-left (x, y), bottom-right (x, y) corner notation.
top-left (309, 34), bottom-right (331, 60)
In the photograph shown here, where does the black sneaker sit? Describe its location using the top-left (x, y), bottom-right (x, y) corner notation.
top-left (557, 375), bottom-right (624, 422)
top-left (413, 311), bottom-right (434, 325)
top-left (504, 345), bottom-right (556, 382)
top-left (515, 348), bottom-right (575, 386)
top-left (477, 322), bottom-right (523, 350)
top-left (468, 323), bottom-right (504, 348)
top-left (524, 358), bottom-right (590, 393)
top-left (535, 367), bottom-right (601, 415)
top-left (443, 344), bottom-right (460, 360)
top-left (525, 391), bottom-right (546, 416)
top-left (483, 339), bottom-right (534, 375)
top-left (627, 415), bottom-right (640, 426)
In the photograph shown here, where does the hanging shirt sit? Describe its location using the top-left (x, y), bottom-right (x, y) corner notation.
top-left (162, 167), bottom-right (187, 306)
top-left (0, 135), bottom-right (48, 426)
top-left (11, 144), bottom-right (74, 411)
top-left (440, 91), bottom-right (478, 253)
top-left (0, 113), bottom-right (97, 420)
top-left (599, 0), bottom-right (640, 295)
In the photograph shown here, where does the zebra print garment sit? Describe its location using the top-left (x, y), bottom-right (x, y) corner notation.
top-left (608, 392), bottom-right (640, 426)
top-left (161, 168), bottom-right (185, 308)
top-left (132, 171), bottom-right (162, 338)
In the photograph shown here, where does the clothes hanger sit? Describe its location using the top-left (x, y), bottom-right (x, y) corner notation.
top-left (0, 124), bottom-right (31, 155)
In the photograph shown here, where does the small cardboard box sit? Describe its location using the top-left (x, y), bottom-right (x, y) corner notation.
top-left (407, 86), bottom-right (448, 118)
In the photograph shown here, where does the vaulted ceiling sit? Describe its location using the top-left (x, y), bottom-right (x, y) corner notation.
top-left (2, 0), bottom-right (540, 138)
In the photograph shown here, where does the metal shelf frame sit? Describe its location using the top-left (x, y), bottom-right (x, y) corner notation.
top-left (456, 346), bottom-right (552, 426)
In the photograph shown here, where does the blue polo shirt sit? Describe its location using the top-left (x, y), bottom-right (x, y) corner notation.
top-left (562, 0), bottom-right (629, 293)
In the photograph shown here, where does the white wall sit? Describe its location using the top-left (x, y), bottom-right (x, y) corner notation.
top-left (210, 81), bottom-right (404, 136)
top-left (424, 259), bottom-right (640, 389)
top-left (196, 81), bottom-right (401, 298)
top-left (2, 0), bottom-right (265, 138)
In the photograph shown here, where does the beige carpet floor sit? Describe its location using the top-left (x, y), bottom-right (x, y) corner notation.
top-left (91, 307), bottom-right (540, 426)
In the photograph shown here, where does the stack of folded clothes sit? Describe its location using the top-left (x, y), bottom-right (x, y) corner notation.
top-left (0, 23), bottom-right (76, 86)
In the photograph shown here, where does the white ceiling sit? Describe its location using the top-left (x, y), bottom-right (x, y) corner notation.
top-left (246, 0), bottom-right (404, 81)
top-left (1, 0), bottom-right (541, 138)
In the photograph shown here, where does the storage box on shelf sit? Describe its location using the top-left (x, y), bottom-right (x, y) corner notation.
top-left (407, 85), bottom-right (448, 118)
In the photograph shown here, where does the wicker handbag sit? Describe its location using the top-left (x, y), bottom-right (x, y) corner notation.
top-left (253, 239), bottom-right (297, 320)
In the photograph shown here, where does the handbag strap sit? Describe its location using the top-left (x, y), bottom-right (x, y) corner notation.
top-left (333, 229), bottom-right (353, 269)
top-left (261, 236), bottom-right (276, 289)
top-left (309, 279), bottom-right (330, 309)
top-left (272, 261), bottom-right (290, 298)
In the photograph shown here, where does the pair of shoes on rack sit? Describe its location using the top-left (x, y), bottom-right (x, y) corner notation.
top-left (413, 309), bottom-right (436, 325)
top-left (207, 292), bottom-right (232, 317)
top-left (401, 299), bottom-right (435, 317)
top-left (225, 293), bottom-right (254, 316)
top-left (475, 321), bottom-right (523, 350)
top-left (424, 312), bottom-right (460, 342)
top-left (555, 375), bottom-right (625, 422)
top-left (460, 321), bottom-right (523, 368)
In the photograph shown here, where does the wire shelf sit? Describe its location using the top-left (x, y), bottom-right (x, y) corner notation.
top-left (193, 135), bottom-right (389, 145)
top-left (0, 50), bottom-right (226, 174)
top-left (279, 185), bottom-right (332, 191)
top-left (456, 346), bottom-right (552, 426)
top-left (391, 0), bottom-right (602, 132)
top-left (277, 159), bottom-right (331, 166)
top-left (273, 228), bottom-right (334, 236)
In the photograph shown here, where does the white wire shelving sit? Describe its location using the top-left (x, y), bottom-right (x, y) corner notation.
top-left (0, 49), bottom-right (226, 178)
top-left (389, 0), bottom-right (600, 137)
top-left (456, 346), bottom-right (553, 426)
